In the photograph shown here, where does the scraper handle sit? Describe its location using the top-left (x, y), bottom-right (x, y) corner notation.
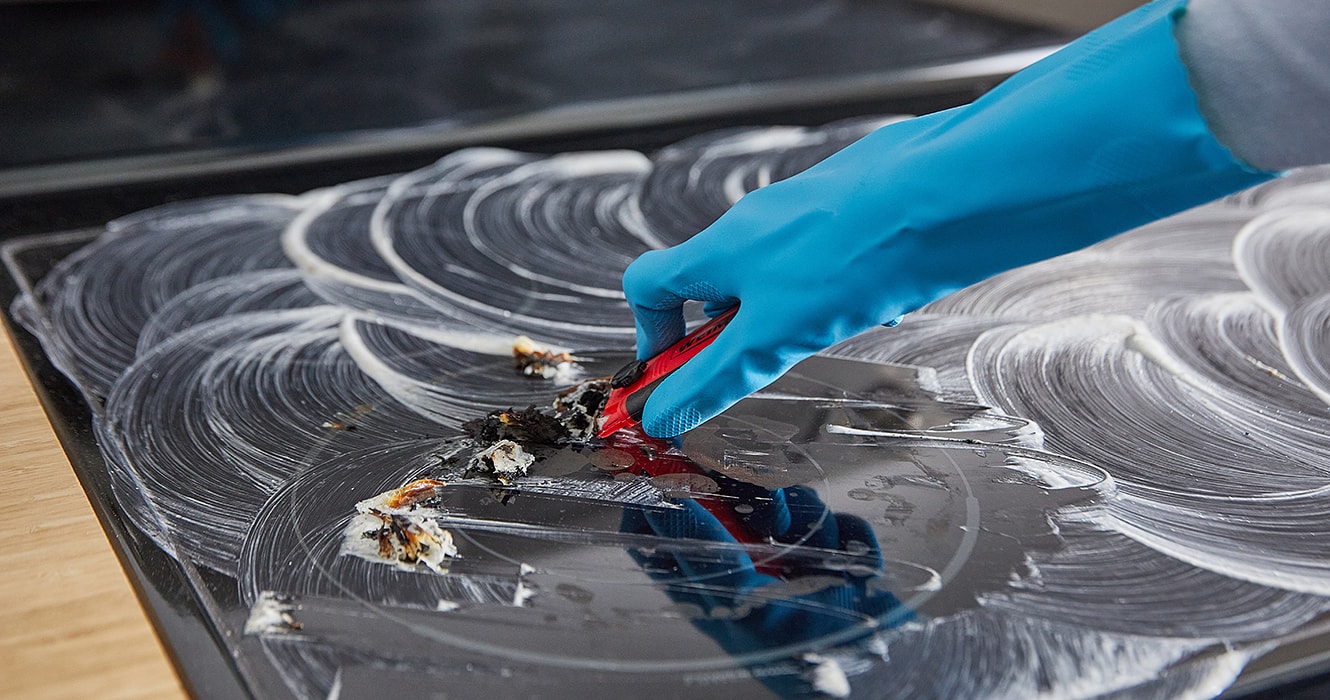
top-left (598, 306), bottom-right (739, 438)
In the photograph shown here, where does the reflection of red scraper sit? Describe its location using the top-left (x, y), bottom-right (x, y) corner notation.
top-left (607, 426), bottom-right (782, 570)
top-left (598, 305), bottom-right (739, 439)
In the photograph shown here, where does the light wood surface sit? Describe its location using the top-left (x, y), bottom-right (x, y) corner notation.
top-left (0, 331), bottom-right (185, 700)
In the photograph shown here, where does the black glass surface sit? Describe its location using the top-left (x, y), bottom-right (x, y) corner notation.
top-left (6, 4), bottom-right (1330, 698)
top-left (0, 0), bottom-right (1063, 170)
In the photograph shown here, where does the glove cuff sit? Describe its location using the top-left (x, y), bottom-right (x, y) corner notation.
top-left (829, 0), bottom-right (1278, 308)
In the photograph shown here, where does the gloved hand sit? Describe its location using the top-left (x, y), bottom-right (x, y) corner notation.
top-left (622, 0), bottom-right (1276, 437)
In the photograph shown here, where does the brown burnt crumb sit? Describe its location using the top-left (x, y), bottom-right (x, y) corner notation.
top-left (513, 336), bottom-right (577, 379)
top-left (365, 509), bottom-right (432, 564)
top-left (383, 478), bottom-right (448, 509)
top-left (388, 514), bottom-right (422, 563)
top-left (349, 486), bottom-right (458, 572)
top-left (454, 377), bottom-right (613, 486)
top-left (364, 510), bottom-right (399, 560)
top-left (463, 406), bottom-right (570, 446)
top-left (246, 592), bottom-right (304, 635)
top-left (466, 440), bottom-right (535, 484)
top-left (459, 379), bottom-right (610, 449)
top-left (368, 526), bottom-right (396, 560)
top-left (553, 379), bottom-right (611, 438)
top-left (323, 403), bottom-right (374, 431)
top-left (559, 380), bottom-right (609, 410)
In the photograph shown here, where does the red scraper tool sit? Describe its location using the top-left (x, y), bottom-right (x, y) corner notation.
top-left (598, 305), bottom-right (738, 438)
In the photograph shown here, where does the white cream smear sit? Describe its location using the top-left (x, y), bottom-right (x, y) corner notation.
top-left (11, 119), bottom-right (1330, 700)
top-left (339, 479), bottom-right (459, 573)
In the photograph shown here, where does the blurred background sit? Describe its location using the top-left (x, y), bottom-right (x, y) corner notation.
top-left (0, 0), bottom-right (1141, 194)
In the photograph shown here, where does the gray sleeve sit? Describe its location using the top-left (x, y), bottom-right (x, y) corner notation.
top-left (1176, 0), bottom-right (1330, 171)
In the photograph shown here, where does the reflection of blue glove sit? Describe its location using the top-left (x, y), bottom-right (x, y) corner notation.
top-left (622, 0), bottom-right (1276, 437)
top-left (620, 486), bottom-right (908, 658)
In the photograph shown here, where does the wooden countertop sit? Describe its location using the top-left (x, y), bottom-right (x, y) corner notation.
top-left (0, 331), bottom-right (185, 699)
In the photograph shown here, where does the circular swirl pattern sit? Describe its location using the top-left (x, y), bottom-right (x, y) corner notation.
top-left (11, 124), bottom-right (1330, 698)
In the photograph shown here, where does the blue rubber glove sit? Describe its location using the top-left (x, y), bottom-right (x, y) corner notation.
top-left (622, 0), bottom-right (1276, 438)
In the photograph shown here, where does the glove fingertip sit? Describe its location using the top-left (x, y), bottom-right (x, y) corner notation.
top-left (642, 403), bottom-right (706, 439)
top-left (640, 313), bottom-right (786, 437)
top-left (640, 347), bottom-right (743, 438)
top-left (621, 248), bottom-right (677, 304)
top-left (633, 310), bottom-right (685, 360)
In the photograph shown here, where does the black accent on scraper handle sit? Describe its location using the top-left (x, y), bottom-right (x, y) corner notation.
top-left (624, 374), bottom-right (670, 423)
top-left (611, 359), bottom-right (649, 389)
